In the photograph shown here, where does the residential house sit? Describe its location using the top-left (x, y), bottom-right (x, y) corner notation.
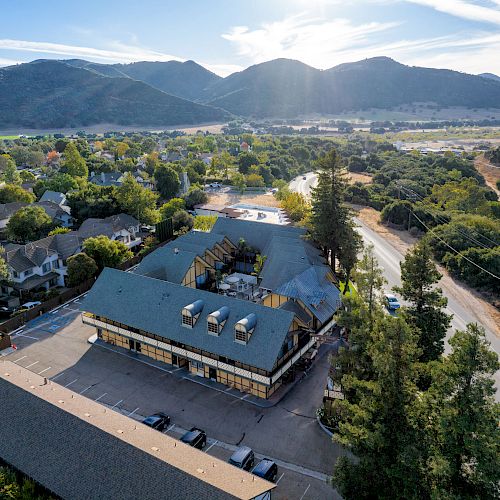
top-left (39, 190), bottom-right (67, 207)
top-left (0, 201), bottom-right (73, 231)
top-left (78, 213), bottom-right (141, 249)
top-left (82, 218), bottom-right (341, 399)
top-left (194, 204), bottom-right (244, 219)
top-left (89, 171), bottom-right (153, 190)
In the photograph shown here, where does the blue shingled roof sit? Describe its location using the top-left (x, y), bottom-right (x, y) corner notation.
top-left (81, 268), bottom-right (295, 372)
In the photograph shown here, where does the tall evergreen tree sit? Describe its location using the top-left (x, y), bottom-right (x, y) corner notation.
top-left (422, 324), bottom-right (500, 498)
top-left (310, 148), bottom-right (351, 271)
top-left (395, 240), bottom-right (452, 362)
top-left (332, 316), bottom-right (425, 499)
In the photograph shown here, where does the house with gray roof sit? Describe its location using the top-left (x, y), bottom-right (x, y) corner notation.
top-left (82, 219), bottom-right (341, 399)
top-left (78, 213), bottom-right (141, 248)
top-left (39, 190), bottom-right (67, 206)
top-left (0, 200), bottom-right (73, 231)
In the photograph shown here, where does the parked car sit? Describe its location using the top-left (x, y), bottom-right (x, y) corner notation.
top-left (252, 459), bottom-right (278, 482)
top-left (20, 301), bottom-right (41, 310)
top-left (180, 427), bottom-right (207, 449)
top-left (384, 293), bottom-right (401, 311)
top-left (228, 446), bottom-right (255, 471)
top-left (0, 307), bottom-right (13, 319)
top-left (209, 182), bottom-right (221, 188)
top-left (302, 175), bottom-right (307, 180)
top-left (142, 412), bottom-right (170, 431)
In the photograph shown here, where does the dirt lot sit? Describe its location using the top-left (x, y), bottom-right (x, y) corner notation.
top-left (348, 172), bottom-right (372, 184)
top-left (208, 190), bottom-right (280, 208)
top-left (475, 155), bottom-right (500, 196)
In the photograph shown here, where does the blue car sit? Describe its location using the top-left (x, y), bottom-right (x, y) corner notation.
top-left (384, 293), bottom-right (401, 311)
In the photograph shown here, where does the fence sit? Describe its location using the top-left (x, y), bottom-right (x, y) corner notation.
top-left (0, 237), bottom-right (173, 335)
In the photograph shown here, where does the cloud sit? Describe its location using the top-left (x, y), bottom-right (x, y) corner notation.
top-left (222, 14), bottom-right (400, 68)
top-left (0, 39), bottom-right (183, 63)
top-left (405, 0), bottom-right (500, 25)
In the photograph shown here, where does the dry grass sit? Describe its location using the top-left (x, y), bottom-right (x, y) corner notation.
top-left (348, 172), bottom-right (372, 185)
top-left (475, 154), bottom-right (500, 196)
top-left (208, 191), bottom-right (280, 208)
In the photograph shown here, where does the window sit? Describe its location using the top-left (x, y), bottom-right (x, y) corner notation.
top-left (24, 268), bottom-right (33, 276)
top-left (207, 321), bottom-right (219, 335)
top-left (13, 271), bottom-right (19, 278)
top-left (52, 260), bottom-right (60, 269)
top-left (42, 262), bottom-right (51, 273)
top-left (235, 328), bottom-right (247, 344)
top-left (182, 314), bottom-right (193, 327)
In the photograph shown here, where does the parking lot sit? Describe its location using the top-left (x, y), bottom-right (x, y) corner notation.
top-left (4, 296), bottom-right (343, 499)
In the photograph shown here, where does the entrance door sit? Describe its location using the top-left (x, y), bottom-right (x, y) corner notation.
top-left (129, 339), bottom-right (141, 352)
top-left (208, 367), bottom-right (217, 381)
top-left (172, 354), bottom-right (179, 367)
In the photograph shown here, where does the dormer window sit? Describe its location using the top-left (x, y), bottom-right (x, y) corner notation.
top-left (234, 313), bottom-right (257, 344)
top-left (207, 306), bottom-right (229, 336)
top-left (181, 299), bottom-right (204, 328)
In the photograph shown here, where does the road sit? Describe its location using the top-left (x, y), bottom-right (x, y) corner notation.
top-left (290, 172), bottom-right (500, 392)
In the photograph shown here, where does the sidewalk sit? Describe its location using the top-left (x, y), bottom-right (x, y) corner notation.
top-left (89, 336), bottom-right (325, 408)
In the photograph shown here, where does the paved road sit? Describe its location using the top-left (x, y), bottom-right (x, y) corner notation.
top-left (290, 172), bottom-right (500, 393)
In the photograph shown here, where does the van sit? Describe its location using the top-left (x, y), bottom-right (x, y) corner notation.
top-left (252, 459), bottom-right (278, 482)
top-left (228, 446), bottom-right (254, 471)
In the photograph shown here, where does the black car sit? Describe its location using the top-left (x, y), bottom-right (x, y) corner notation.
top-left (228, 446), bottom-right (254, 471)
top-left (252, 459), bottom-right (278, 483)
top-left (142, 412), bottom-right (170, 431)
top-left (180, 427), bottom-right (207, 449)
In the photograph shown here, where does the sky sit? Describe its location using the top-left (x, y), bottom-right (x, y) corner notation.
top-left (1, 0), bottom-right (500, 76)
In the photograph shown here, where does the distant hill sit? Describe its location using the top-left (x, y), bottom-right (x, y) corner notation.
top-left (0, 60), bottom-right (229, 129)
top-left (479, 72), bottom-right (500, 82)
top-left (64, 59), bottom-right (221, 101)
top-left (202, 57), bottom-right (500, 118)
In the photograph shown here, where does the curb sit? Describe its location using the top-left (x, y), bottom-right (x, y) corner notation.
top-left (316, 414), bottom-right (335, 438)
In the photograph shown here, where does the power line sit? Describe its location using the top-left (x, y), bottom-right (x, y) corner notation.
top-left (397, 183), bottom-right (500, 248)
top-left (409, 210), bottom-right (500, 281)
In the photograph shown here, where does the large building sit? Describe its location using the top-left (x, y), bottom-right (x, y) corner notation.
top-left (0, 361), bottom-right (274, 500)
top-left (81, 219), bottom-right (341, 399)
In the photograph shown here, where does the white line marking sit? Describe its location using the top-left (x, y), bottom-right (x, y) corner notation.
top-left (205, 440), bottom-right (218, 452)
top-left (127, 407), bottom-right (140, 417)
top-left (95, 393), bottom-right (107, 401)
top-left (79, 385), bottom-right (93, 395)
top-left (240, 394), bottom-right (249, 400)
top-left (299, 484), bottom-right (311, 500)
top-left (25, 361), bottom-right (39, 369)
top-left (276, 473), bottom-right (285, 484)
top-left (225, 387), bottom-right (232, 392)
top-left (50, 372), bottom-right (65, 381)
top-left (166, 424), bottom-right (175, 432)
top-left (14, 355), bottom-right (27, 362)
top-left (17, 334), bottom-right (38, 340)
top-left (15, 329), bottom-right (24, 334)
top-left (64, 378), bottom-right (78, 388)
top-left (111, 399), bottom-right (123, 409)
top-left (37, 367), bottom-right (51, 375)
top-left (172, 367), bottom-right (184, 372)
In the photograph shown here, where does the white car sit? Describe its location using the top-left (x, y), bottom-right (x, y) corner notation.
top-left (20, 301), bottom-right (42, 310)
top-left (209, 182), bottom-right (221, 188)
top-left (384, 293), bottom-right (401, 311)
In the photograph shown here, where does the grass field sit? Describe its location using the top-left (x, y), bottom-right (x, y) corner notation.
top-left (0, 135), bottom-right (20, 140)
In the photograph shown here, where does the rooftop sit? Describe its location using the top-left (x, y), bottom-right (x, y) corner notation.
top-left (0, 361), bottom-right (273, 500)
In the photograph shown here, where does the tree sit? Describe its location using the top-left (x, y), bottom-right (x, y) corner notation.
top-left (82, 236), bottom-right (132, 270)
top-left (232, 172), bottom-right (246, 194)
top-left (422, 324), bottom-right (500, 498)
top-left (310, 149), bottom-right (352, 272)
top-left (0, 184), bottom-right (35, 204)
top-left (33, 173), bottom-right (80, 199)
top-left (67, 184), bottom-right (121, 223)
top-left (48, 226), bottom-right (71, 236)
top-left (172, 210), bottom-right (194, 234)
top-left (159, 198), bottom-right (185, 220)
top-left (62, 142), bottom-right (88, 178)
top-left (395, 240), bottom-right (452, 362)
top-left (253, 254), bottom-right (267, 277)
top-left (238, 152), bottom-right (259, 174)
top-left (67, 253), bottom-right (98, 286)
top-left (332, 316), bottom-right (425, 499)
top-left (246, 173), bottom-right (265, 187)
top-left (6, 206), bottom-right (53, 243)
top-left (281, 192), bottom-right (310, 223)
top-left (194, 215), bottom-right (217, 232)
top-left (116, 172), bottom-right (159, 224)
top-left (115, 142), bottom-right (129, 158)
top-left (2, 159), bottom-right (21, 185)
top-left (154, 164), bottom-right (180, 200)
top-left (0, 247), bottom-right (9, 282)
top-left (338, 220), bottom-right (361, 293)
top-left (183, 188), bottom-right (208, 209)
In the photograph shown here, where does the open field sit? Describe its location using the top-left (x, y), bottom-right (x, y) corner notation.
top-left (208, 190), bottom-right (281, 208)
top-left (475, 155), bottom-right (500, 196)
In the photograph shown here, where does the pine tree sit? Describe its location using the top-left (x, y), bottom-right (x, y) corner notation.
top-left (332, 316), bottom-right (426, 499)
top-left (395, 240), bottom-right (452, 362)
top-left (310, 148), bottom-right (351, 271)
top-left (423, 324), bottom-right (500, 498)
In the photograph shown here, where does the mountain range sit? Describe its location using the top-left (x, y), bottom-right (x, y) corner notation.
top-left (1, 57), bottom-right (500, 129)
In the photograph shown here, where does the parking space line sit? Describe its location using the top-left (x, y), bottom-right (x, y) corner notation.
top-left (25, 361), bottom-right (39, 369)
top-left (299, 484), bottom-right (311, 500)
top-left (64, 378), bottom-right (78, 388)
top-left (50, 372), bottom-right (65, 381)
top-left (13, 355), bottom-right (27, 363)
top-left (205, 440), bottom-right (218, 452)
top-left (166, 424), bottom-right (175, 432)
top-left (95, 393), bottom-right (107, 401)
top-left (172, 367), bottom-right (184, 372)
top-left (276, 473), bottom-right (285, 484)
top-left (79, 385), bottom-right (93, 395)
top-left (111, 399), bottom-right (123, 409)
top-left (127, 407), bottom-right (140, 417)
top-left (37, 367), bottom-right (51, 375)
top-left (16, 333), bottom-right (39, 340)
top-left (240, 394), bottom-right (249, 400)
